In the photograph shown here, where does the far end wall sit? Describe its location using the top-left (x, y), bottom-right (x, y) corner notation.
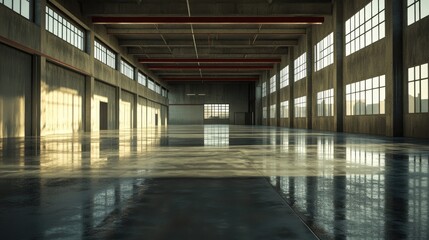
top-left (168, 82), bottom-right (253, 125)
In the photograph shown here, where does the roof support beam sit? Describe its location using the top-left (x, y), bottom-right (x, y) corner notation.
top-left (83, 1), bottom-right (332, 16)
top-left (119, 40), bottom-right (298, 47)
top-left (129, 47), bottom-right (288, 55)
top-left (139, 58), bottom-right (281, 63)
top-left (92, 16), bottom-right (324, 25)
top-left (147, 65), bottom-right (273, 70)
top-left (107, 28), bottom-right (307, 35)
top-left (163, 77), bottom-right (259, 82)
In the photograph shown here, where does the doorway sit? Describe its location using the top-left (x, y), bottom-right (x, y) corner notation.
top-left (100, 102), bottom-right (108, 130)
top-left (155, 113), bottom-right (159, 126)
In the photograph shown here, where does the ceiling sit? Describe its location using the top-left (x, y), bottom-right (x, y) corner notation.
top-left (82, 0), bottom-right (333, 83)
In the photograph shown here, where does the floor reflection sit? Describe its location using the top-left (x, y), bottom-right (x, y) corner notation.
top-left (0, 125), bottom-right (428, 239)
top-left (270, 136), bottom-right (429, 239)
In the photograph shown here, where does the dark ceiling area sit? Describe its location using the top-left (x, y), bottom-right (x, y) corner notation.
top-left (82, 0), bottom-right (333, 83)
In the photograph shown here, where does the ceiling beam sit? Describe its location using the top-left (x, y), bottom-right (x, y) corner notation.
top-left (163, 77), bottom-right (259, 82)
top-left (83, 1), bottom-right (332, 16)
top-left (129, 47), bottom-right (288, 55)
top-left (107, 28), bottom-right (307, 35)
top-left (156, 72), bottom-right (262, 76)
top-left (139, 58), bottom-right (281, 63)
top-left (92, 16), bottom-right (324, 25)
top-left (119, 40), bottom-right (298, 47)
top-left (147, 65), bottom-right (273, 70)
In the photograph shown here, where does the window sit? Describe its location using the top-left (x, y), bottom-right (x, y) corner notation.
top-left (161, 88), bottom-right (168, 98)
top-left (294, 53), bottom-right (307, 82)
top-left (138, 72), bottom-right (146, 86)
top-left (155, 84), bottom-right (161, 94)
top-left (270, 104), bottom-right (276, 118)
top-left (280, 66), bottom-right (289, 88)
top-left (408, 63), bottom-right (429, 113)
top-left (270, 75), bottom-right (276, 93)
top-left (262, 82), bottom-right (267, 97)
top-left (317, 88), bottom-right (335, 117)
top-left (45, 6), bottom-right (85, 50)
top-left (280, 101), bottom-right (289, 118)
top-left (345, 0), bottom-right (385, 56)
top-left (204, 104), bottom-right (229, 119)
top-left (314, 33), bottom-right (334, 72)
top-left (120, 60), bottom-right (134, 79)
top-left (147, 78), bottom-right (156, 91)
top-left (94, 40), bottom-right (116, 69)
top-left (294, 96), bottom-right (307, 118)
top-left (346, 75), bottom-right (386, 116)
top-left (1, 0), bottom-right (30, 19)
top-left (408, 0), bottom-right (429, 25)
top-left (263, 107), bottom-right (267, 119)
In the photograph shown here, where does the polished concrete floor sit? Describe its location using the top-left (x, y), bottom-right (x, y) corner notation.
top-left (0, 125), bottom-right (428, 239)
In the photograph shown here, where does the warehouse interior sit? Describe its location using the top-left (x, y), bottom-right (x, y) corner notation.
top-left (1, 0), bottom-right (429, 239)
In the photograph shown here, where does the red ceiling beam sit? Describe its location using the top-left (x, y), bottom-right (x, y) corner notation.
top-left (139, 58), bottom-right (281, 63)
top-left (92, 16), bottom-right (324, 25)
top-left (163, 77), bottom-right (259, 82)
top-left (148, 65), bottom-right (272, 70)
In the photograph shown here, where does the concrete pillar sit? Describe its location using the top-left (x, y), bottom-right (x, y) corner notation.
top-left (116, 56), bottom-right (122, 130)
top-left (289, 47), bottom-right (295, 128)
top-left (265, 71), bottom-right (270, 126)
top-left (276, 63), bottom-right (281, 127)
top-left (116, 87), bottom-right (121, 130)
top-left (255, 77), bottom-right (262, 125)
top-left (31, 56), bottom-right (43, 136)
top-left (334, 0), bottom-right (344, 133)
top-left (133, 93), bottom-right (138, 129)
top-left (31, 0), bottom-right (47, 137)
top-left (34, 0), bottom-right (46, 27)
top-left (84, 76), bottom-right (94, 132)
top-left (306, 27), bottom-right (313, 130)
top-left (133, 70), bottom-right (139, 129)
top-left (85, 30), bottom-right (95, 132)
top-left (385, 0), bottom-right (404, 137)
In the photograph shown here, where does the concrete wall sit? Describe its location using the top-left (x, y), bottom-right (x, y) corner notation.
top-left (255, 0), bottom-right (429, 138)
top-left (169, 105), bottom-right (204, 125)
top-left (0, 1), bottom-right (168, 138)
top-left (41, 62), bottom-right (85, 136)
top-left (293, 35), bottom-right (310, 129)
top-left (93, 80), bottom-right (117, 131)
top-left (119, 90), bottom-right (135, 129)
top-left (168, 82), bottom-right (251, 125)
top-left (147, 100), bottom-right (161, 127)
top-left (0, 44), bottom-right (32, 138)
top-left (403, 11), bottom-right (429, 138)
top-left (269, 65), bottom-right (279, 126)
top-left (278, 55), bottom-right (291, 128)
top-left (137, 97), bottom-right (147, 129)
top-left (343, 0), bottom-right (387, 136)
top-left (312, 15), bottom-right (336, 132)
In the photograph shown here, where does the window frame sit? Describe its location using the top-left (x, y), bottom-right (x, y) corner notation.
top-left (45, 5), bottom-right (85, 51)
top-left (294, 53), bottom-right (307, 82)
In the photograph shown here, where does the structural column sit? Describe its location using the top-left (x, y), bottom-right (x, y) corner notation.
top-left (289, 47), bottom-right (295, 128)
top-left (31, 0), bottom-right (47, 137)
top-left (276, 63), bottom-right (281, 127)
top-left (385, 0), bottom-right (404, 137)
top-left (266, 71), bottom-right (271, 126)
top-left (31, 56), bottom-right (43, 137)
top-left (334, 0), bottom-right (344, 133)
top-left (306, 27), bottom-right (313, 130)
top-left (85, 76), bottom-right (94, 132)
top-left (133, 70), bottom-right (139, 129)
